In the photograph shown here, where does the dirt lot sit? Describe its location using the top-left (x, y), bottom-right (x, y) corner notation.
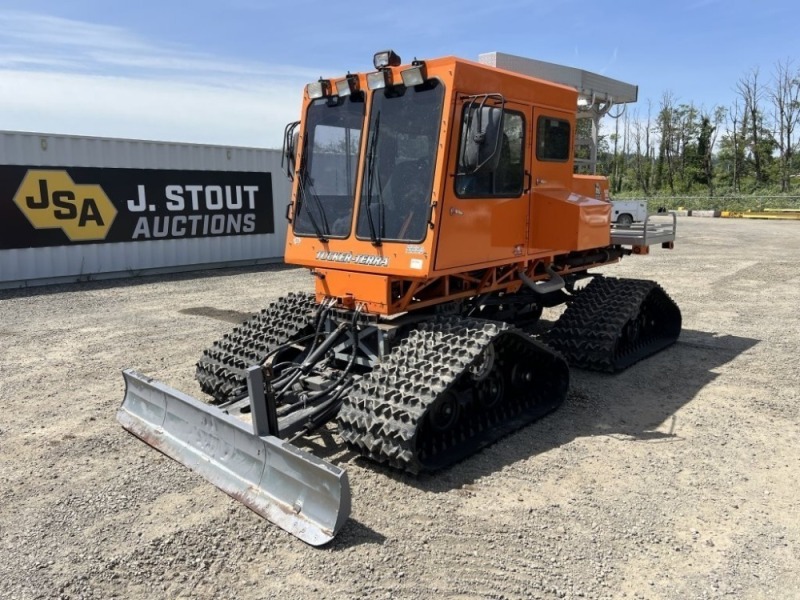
top-left (1, 217), bottom-right (798, 600)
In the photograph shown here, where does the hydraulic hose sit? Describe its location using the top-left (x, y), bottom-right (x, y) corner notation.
top-left (282, 309), bottom-right (361, 433)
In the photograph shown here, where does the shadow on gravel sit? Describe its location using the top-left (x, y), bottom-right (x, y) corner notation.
top-left (179, 306), bottom-right (254, 324)
top-left (327, 519), bottom-right (388, 550)
top-left (368, 328), bottom-right (760, 494)
top-left (0, 261), bottom-right (299, 300)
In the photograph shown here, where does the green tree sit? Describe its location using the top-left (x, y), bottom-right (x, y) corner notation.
top-left (769, 59), bottom-right (800, 192)
top-left (655, 92), bottom-right (678, 193)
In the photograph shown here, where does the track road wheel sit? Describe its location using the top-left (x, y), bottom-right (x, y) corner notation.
top-left (429, 392), bottom-right (461, 432)
top-left (621, 313), bottom-right (642, 345)
top-left (475, 370), bottom-right (505, 410)
top-left (509, 361), bottom-right (535, 391)
top-left (469, 343), bottom-right (495, 382)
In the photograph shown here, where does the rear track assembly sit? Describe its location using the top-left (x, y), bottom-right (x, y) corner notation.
top-left (546, 277), bottom-right (681, 372)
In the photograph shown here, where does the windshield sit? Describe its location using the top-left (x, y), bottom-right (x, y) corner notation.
top-left (293, 93), bottom-right (365, 238)
top-left (356, 79), bottom-right (444, 244)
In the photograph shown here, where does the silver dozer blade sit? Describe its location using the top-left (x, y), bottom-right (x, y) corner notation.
top-left (117, 369), bottom-right (351, 546)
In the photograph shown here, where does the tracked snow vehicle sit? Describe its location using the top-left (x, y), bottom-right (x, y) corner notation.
top-left (119, 51), bottom-right (680, 545)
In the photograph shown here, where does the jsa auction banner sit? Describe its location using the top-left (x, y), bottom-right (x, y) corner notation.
top-left (0, 166), bottom-right (274, 250)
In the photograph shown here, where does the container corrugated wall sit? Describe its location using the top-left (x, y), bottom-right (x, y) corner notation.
top-left (0, 130), bottom-right (290, 288)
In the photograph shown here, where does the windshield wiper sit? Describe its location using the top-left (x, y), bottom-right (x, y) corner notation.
top-left (364, 110), bottom-right (383, 246)
top-left (297, 137), bottom-right (330, 242)
top-left (297, 175), bottom-right (328, 242)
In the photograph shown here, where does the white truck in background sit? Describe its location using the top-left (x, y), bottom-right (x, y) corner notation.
top-left (611, 199), bottom-right (648, 225)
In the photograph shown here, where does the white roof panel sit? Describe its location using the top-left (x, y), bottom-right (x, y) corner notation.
top-left (479, 52), bottom-right (638, 105)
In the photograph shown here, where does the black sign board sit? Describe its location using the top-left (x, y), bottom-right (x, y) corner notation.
top-left (0, 166), bottom-right (274, 250)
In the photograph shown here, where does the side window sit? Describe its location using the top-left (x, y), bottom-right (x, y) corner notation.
top-left (536, 116), bottom-right (571, 161)
top-left (456, 110), bottom-right (525, 197)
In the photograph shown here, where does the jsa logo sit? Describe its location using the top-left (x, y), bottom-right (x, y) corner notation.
top-left (13, 170), bottom-right (117, 241)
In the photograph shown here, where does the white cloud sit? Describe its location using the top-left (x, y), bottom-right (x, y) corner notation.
top-left (0, 10), bottom-right (317, 147)
top-left (0, 69), bottom-right (305, 147)
top-left (0, 10), bottom-right (150, 55)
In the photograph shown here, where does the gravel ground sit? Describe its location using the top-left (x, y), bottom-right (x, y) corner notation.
top-left (1, 217), bottom-right (798, 600)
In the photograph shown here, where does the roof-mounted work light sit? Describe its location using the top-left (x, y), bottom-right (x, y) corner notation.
top-left (401, 60), bottom-right (427, 87)
top-left (335, 74), bottom-right (360, 97)
top-left (373, 50), bottom-right (401, 70)
top-left (367, 69), bottom-right (392, 90)
top-left (307, 78), bottom-right (331, 99)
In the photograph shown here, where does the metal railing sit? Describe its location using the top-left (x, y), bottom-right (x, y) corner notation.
top-left (617, 196), bottom-right (800, 212)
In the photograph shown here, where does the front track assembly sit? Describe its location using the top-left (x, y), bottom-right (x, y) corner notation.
top-left (195, 292), bottom-right (318, 403)
top-left (546, 277), bottom-right (681, 372)
top-left (337, 316), bottom-right (569, 474)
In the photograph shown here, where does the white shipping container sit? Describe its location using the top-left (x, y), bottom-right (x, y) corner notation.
top-left (0, 130), bottom-right (290, 288)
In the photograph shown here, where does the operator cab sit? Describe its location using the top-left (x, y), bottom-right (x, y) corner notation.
top-left (281, 51), bottom-right (625, 314)
top-left (284, 52), bottom-right (444, 247)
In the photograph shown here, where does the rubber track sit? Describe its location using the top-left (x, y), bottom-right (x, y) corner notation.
top-left (337, 316), bottom-right (569, 474)
top-left (195, 292), bottom-right (317, 402)
top-left (545, 277), bottom-right (681, 372)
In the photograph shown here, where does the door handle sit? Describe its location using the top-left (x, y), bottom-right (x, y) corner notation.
top-left (427, 201), bottom-right (437, 229)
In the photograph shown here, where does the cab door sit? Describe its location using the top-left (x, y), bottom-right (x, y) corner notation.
top-left (528, 108), bottom-right (576, 255)
top-left (433, 100), bottom-right (531, 271)
top-left (530, 108), bottom-right (574, 194)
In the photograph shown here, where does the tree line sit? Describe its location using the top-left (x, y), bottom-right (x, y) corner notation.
top-left (593, 58), bottom-right (800, 197)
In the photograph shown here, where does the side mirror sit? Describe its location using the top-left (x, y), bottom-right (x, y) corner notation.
top-left (281, 121), bottom-right (300, 180)
top-left (458, 95), bottom-right (505, 175)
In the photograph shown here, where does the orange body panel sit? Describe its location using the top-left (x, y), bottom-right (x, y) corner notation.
top-left (283, 56), bottom-right (620, 315)
top-left (572, 174), bottom-right (610, 202)
top-left (314, 269), bottom-right (391, 314)
top-left (530, 190), bottom-right (611, 252)
top-left (433, 195), bottom-right (529, 269)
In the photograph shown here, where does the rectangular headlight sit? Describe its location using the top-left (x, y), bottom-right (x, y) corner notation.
top-left (401, 63), bottom-right (426, 87)
top-left (307, 79), bottom-right (331, 99)
top-left (367, 70), bottom-right (390, 90)
top-left (335, 74), bottom-right (359, 97)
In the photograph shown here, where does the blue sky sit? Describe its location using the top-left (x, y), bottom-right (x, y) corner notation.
top-left (1, 0), bottom-right (797, 147)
